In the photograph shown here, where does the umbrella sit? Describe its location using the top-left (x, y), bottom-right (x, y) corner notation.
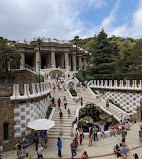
top-left (27, 119), bottom-right (55, 130)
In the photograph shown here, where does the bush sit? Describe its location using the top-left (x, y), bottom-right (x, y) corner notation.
top-left (19, 89), bottom-right (24, 95)
top-left (46, 106), bottom-right (52, 119)
top-left (35, 74), bottom-right (44, 83)
top-left (69, 89), bottom-right (77, 96)
top-left (78, 120), bottom-right (87, 128)
top-left (93, 73), bottom-right (142, 80)
top-left (91, 88), bottom-right (98, 94)
top-left (76, 70), bottom-right (85, 82)
top-left (109, 115), bottom-right (117, 125)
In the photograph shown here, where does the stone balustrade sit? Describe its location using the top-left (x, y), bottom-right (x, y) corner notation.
top-left (88, 80), bottom-right (142, 90)
top-left (10, 82), bottom-right (50, 100)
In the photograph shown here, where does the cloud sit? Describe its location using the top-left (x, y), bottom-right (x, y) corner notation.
top-left (0, 0), bottom-right (142, 41)
top-left (100, 0), bottom-right (142, 38)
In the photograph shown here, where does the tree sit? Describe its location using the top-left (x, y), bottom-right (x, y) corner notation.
top-left (90, 29), bottom-right (116, 74)
top-left (0, 37), bottom-right (21, 73)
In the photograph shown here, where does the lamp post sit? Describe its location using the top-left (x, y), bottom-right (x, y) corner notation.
top-left (38, 61), bottom-right (40, 83)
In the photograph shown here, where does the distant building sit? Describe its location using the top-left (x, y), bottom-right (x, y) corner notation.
top-left (17, 38), bottom-right (90, 71)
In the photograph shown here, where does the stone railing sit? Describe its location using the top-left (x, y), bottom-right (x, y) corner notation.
top-left (88, 80), bottom-right (142, 90)
top-left (10, 82), bottom-right (50, 100)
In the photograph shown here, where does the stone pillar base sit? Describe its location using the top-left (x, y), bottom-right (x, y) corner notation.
top-left (73, 67), bottom-right (76, 71)
top-left (20, 65), bottom-right (25, 69)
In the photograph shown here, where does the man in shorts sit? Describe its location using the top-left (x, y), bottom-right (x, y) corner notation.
top-left (70, 140), bottom-right (76, 158)
top-left (99, 124), bottom-right (107, 139)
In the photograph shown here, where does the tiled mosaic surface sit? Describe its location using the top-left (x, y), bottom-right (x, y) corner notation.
top-left (102, 91), bottom-right (142, 113)
top-left (14, 97), bottom-right (50, 137)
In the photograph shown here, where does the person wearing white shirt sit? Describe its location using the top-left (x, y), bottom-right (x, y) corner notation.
top-left (37, 144), bottom-right (43, 159)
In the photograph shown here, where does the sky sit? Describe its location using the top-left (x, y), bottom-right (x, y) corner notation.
top-left (0, 0), bottom-right (142, 41)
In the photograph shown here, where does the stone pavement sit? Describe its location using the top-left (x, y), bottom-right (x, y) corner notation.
top-left (3, 122), bottom-right (142, 159)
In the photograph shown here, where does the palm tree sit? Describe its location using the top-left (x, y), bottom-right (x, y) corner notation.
top-left (0, 37), bottom-right (21, 73)
top-left (73, 35), bottom-right (79, 71)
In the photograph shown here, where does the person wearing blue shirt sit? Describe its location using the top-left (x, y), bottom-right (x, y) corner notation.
top-left (21, 138), bottom-right (29, 158)
top-left (57, 137), bottom-right (62, 157)
top-left (34, 133), bottom-right (39, 151)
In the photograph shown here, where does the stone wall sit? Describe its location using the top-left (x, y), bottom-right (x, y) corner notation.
top-left (11, 69), bottom-right (37, 84)
top-left (0, 93), bottom-right (50, 151)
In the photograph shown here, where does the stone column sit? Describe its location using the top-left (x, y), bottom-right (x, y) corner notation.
top-left (51, 51), bottom-right (56, 68)
top-left (61, 53), bottom-right (64, 68)
top-left (83, 58), bottom-right (87, 69)
top-left (35, 49), bottom-right (41, 72)
top-left (72, 54), bottom-right (76, 71)
top-left (78, 56), bottom-right (82, 69)
top-left (65, 52), bottom-right (69, 70)
top-left (20, 52), bottom-right (25, 69)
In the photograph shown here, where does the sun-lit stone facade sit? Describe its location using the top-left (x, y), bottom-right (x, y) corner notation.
top-left (17, 38), bottom-right (90, 71)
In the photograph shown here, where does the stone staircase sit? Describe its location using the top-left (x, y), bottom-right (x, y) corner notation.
top-left (71, 78), bottom-right (128, 121)
top-left (47, 72), bottom-right (129, 139)
top-left (47, 83), bottom-right (81, 139)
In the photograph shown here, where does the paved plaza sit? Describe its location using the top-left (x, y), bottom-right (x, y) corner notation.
top-left (3, 122), bottom-right (142, 159)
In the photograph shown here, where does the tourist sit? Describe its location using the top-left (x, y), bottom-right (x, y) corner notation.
top-left (125, 121), bottom-right (130, 130)
top-left (88, 128), bottom-right (93, 146)
top-left (70, 140), bottom-right (76, 159)
top-left (133, 153), bottom-right (139, 159)
top-left (99, 124), bottom-right (107, 139)
top-left (57, 137), bottom-right (62, 157)
top-left (0, 143), bottom-right (3, 159)
top-left (57, 97), bottom-right (61, 109)
top-left (139, 125), bottom-right (142, 143)
top-left (44, 130), bottom-right (48, 148)
top-left (39, 134), bottom-right (45, 147)
top-left (15, 140), bottom-right (22, 159)
top-left (52, 97), bottom-right (55, 107)
top-left (53, 83), bottom-right (56, 93)
top-left (80, 97), bottom-right (83, 106)
top-left (110, 124), bottom-right (117, 137)
top-left (37, 144), bottom-right (43, 159)
top-left (40, 130), bottom-right (45, 137)
top-left (113, 144), bottom-right (122, 158)
top-left (72, 117), bottom-right (77, 127)
top-left (34, 132), bottom-right (39, 151)
top-left (116, 122), bottom-right (121, 134)
top-left (63, 96), bottom-right (67, 110)
top-left (106, 99), bottom-right (109, 110)
top-left (59, 109), bottom-right (63, 124)
top-left (122, 127), bottom-right (127, 139)
top-left (93, 125), bottom-right (98, 141)
top-left (68, 108), bottom-right (71, 117)
top-left (74, 128), bottom-right (79, 136)
top-left (25, 152), bottom-right (31, 159)
top-left (82, 151), bottom-right (89, 159)
top-left (74, 137), bottom-right (78, 149)
top-left (79, 127), bottom-right (83, 145)
top-left (121, 144), bottom-right (129, 159)
top-left (21, 138), bottom-right (29, 158)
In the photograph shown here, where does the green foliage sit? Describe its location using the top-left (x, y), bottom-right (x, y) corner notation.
top-left (0, 37), bottom-right (21, 73)
top-left (19, 89), bottom-right (24, 95)
top-left (91, 88), bottom-right (98, 94)
top-left (90, 28), bottom-right (116, 74)
top-left (78, 121), bottom-right (87, 128)
top-left (46, 106), bottom-right (52, 119)
top-left (109, 115), bottom-right (117, 125)
top-left (76, 70), bottom-right (85, 82)
top-left (69, 89), bottom-right (77, 96)
top-left (99, 89), bottom-right (105, 94)
top-left (35, 74), bottom-right (44, 83)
